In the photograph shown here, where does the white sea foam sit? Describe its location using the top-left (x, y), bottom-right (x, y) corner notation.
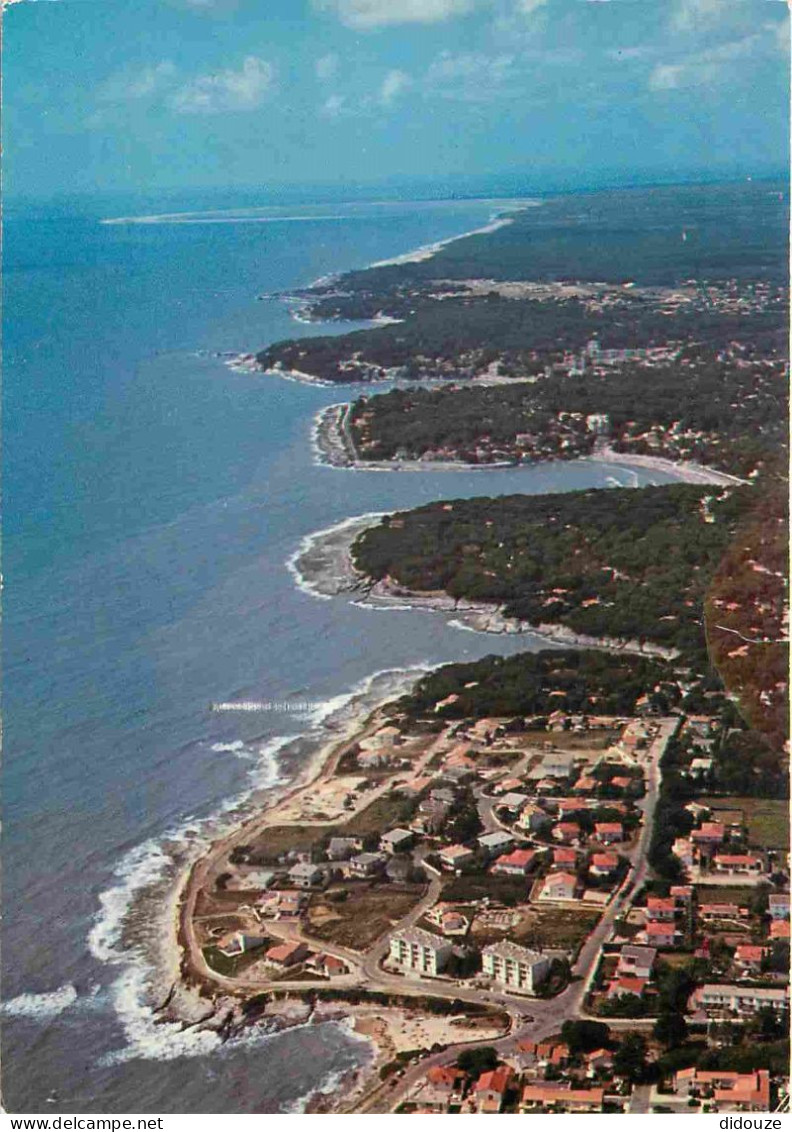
top-left (281, 1066), bottom-right (354, 1115)
top-left (210, 739), bottom-right (247, 753)
top-left (351, 600), bottom-right (413, 612)
top-left (102, 212), bottom-right (359, 227)
top-left (100, 967), bottom-right (224, 1065)
top-left (88, 662), bottom-right (424, 1068)
top-left (88, 738), bottom-right (289, 967)
top-left (2, 984), bottom-right (78, 1020)
top-left (279, 1015), bottom-right (376, 1113)
top-left (285, 511), bottom-right (386, 600)
top-left (302, 664), bottom-right (430, 730)
top-left (102, 961), bottom-right (372, 1070)
top-left (88, 838), bottom-right (179, 965)
top-left (447, 618), bottom-right (480, 634)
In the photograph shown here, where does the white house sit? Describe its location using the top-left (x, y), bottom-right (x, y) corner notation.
top-left (439, 844), bottom-right (476, 871)
top-left (478, 830), bottom-right (515, 857)
top-left (288, 862), bottom-right (324, 888)
top-left (518, 805), bottom-right (552, 834)
top-left (380, 827), bottom-right (414, 854)
top-left (617, 945), bottom-right (657, 980)
top-left (348, 851), bottom-right (387, 877)
top-left (540, 752), bottom-right (577, 778)
top-left (539, 871), bottom-right (578, 901)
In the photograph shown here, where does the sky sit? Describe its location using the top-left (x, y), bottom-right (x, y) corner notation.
top-left (4, 0), bottom-right (790, 198)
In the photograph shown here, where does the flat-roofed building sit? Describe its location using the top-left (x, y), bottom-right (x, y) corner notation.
top-left (698, 983), bottom-right (789, 1016)
top-left (388, 927), bottom-right (452, 977)
top-left (482, 940), bottom-right (550, 995)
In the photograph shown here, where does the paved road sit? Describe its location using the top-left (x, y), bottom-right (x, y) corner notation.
top-left (351, 718), bottom-right (680, 1113)
top-left (183, 715), bottom-right (678, 1111)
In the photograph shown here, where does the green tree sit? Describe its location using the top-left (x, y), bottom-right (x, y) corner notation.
top-left (560, 1020), bottom-right (610, 1054)
top-left (457, 1047), bottom-right (499, 1076)
top-left (613, 1034), bottom-right (648, 1082)
top-left (654, 1011), bottom-right (688, 1049)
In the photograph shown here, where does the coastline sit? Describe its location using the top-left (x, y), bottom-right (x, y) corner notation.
top-left (592, 445), bottom-right (750, 488)
top-left (312, 401), bottom-right (747, 488)
top-left (290, 512), bottom-right (680, 661)
top-left (367, 209), bottom-right (527, 268)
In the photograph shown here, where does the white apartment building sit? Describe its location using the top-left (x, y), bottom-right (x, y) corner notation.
top-left (481, 940), bottom-right (550, 995)
top-left (388, 927), bottom-right (452, 977)
top-left (699, 984), bottom-right (789, 1016)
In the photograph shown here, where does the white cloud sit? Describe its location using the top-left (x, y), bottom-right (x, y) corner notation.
top-left (312, 0), bottom-right (479, 30)
top-left (648, 29), bottom-right (776, 91)
top-left (379, 68), bottom-right (411, 104)
top-left (171, 56), bottom-right (275, 114)
top-left (320, 93), bottom-right (347, 118)
top-left (769, 15), bottom-right (790, 54)
top-left (315, 53), bottom-right (340, 81)
top-left (98, 62), bottom-right (177, 103)
top-left (425, 50), bottom-right (516, 100)
top-left (669, 0), bottom-right (725, 34)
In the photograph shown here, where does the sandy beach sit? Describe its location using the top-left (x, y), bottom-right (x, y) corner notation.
top-left (313, 402), bottom-right (749, 487)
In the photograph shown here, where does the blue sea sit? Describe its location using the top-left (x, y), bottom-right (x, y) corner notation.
top-left (2, 191), bottom-right (681, 1112)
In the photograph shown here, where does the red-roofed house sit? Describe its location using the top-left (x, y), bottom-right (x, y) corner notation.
top-left (553, 847), bottom-right (578, 867)
top-left (691, 822), bottom-right (726, 845)
top-left (474, 1066), bottom-right (514, 1113)
top-left (540, 871), bottom-right (578, 901)
top-left (423, 1064), bottom-right (467, 1109)
top-left (610, 776), bottom-right (634, 791)
top-left (644, 921), bottom-right (679, 948)
top-left (594, 822), bottom-right (623, 843)
top-left (535, 1041), bottom-right (570, 1067)
top-left (308, 952), bottom-right (349, 977)
top-left (646, 896), bottom-right (677, 922)
top-left (608, 976), bottom-right (647, 999)
top-left (493, 777), bottom-right (524, 796)
top-left (265, 941), bottom-right (309, 969)
top-left (520, 1084), bottom-right (605, 1113)
top-left (770, 920), bottom-right (790, 940)
top-left (589, 851), bottom-right (619, 877)
top-left (713, 854), bottom-right (764, 876)
top-left (553, 821), bottom-right (582, 845)
top-left (492, 848), bottom-right (537, 877)
top-left (734, 944), bottom-right (766, 972)
top-left (674, 1068), bottom-right (770, 1112)
top-left (586, 1048), bottom-right (614, 1075)
top-left (573, 775), bottom-right (597, 794)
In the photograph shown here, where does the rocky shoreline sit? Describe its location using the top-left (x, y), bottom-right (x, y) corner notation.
top-left (291, 513), bottom-right (680, 661)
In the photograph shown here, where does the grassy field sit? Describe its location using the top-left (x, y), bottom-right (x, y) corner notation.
top-left (522, 730), bottom-right (621, 751)
top-left (306, 882), bottom-right (426, 950)
top-left (695, 885), bottom-right (757, 906)
top-left (442, 872), bottom-right (529, 905)
top-left (699, 795), bottom-right (789, 850)
top-left (512, 907), bottom-right (601, 954)
top-left (343, 791), bottom-right (418, 837)
top-left (247, 824), bottom-right (335, 862)
top-left (244, 790), bottom-right (419, 862)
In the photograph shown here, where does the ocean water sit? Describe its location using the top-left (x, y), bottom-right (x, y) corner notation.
top-left (2, 192), bottom-right (681, 1113)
